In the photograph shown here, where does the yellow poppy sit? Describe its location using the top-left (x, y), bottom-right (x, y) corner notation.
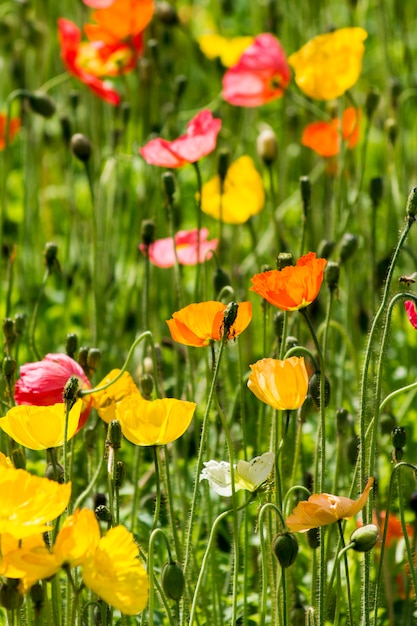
top-left (288, 27), bottom-right (368, 100)
top-left (248, 357), bottom-right (309, 410)
top-left (82, 525), bottom-right (149, 615)
top-left (92, 369), bottom-right (142, 424)
top-left (0, 451), bottom-right (13, 467)
top-left (286, 477), bottom-right (374, 532)
top-left (0, 401), bottom-right (82, 450)
top-left (166, 301), bottom-right (252, 347)
top-left (201, 156), bottom-right (265, 224)
top-left (53, 509), bottom-right (101, 567)
top-left (0, 465), bottom-right (71, 539)
top-left (198, 34), bottom-right (254, 67)
top-left (116, 394), bottom-right (196, 446)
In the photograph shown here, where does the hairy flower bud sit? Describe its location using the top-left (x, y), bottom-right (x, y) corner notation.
top-left (339, 233), bottom-right (359, 264)
top-left (276, 252), bottom-right (293, 271)
top-left (141, 219), bottom-right (156, 247)
top-left (161, 561), bottom-right (185, 601)
top-left (70, 133), bottom-right (92, 162)
top-left (63, 375), bottom-right (79, 410)
top-left (350, 523), bottom-right (379, 552)
top-left (28, 91), bottom-right (56, 118)
top-left (308, 371), bottom-right (331, 409)
top-left (107, 420), bottom-right (122, 449)
top-left (272, 532), bottom-right (299, 568)
top-left (162, 171), bottom-right (176, 198)
top-left (66, 333), bottom-right (78, 359)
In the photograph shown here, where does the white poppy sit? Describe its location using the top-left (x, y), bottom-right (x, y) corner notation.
top-left (200, 452), bottom-right (275, 497)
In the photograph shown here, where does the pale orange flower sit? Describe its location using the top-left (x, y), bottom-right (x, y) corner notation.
top-left (286, 477), bottom-right (374, 532)
top-left (248, 357), bottom-right (308, 410)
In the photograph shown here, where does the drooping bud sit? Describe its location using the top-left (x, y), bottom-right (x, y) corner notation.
top-left (30, 583), bottom-right (44, 612)
top-left (336, 408), bottom-right (349, 436)
top-left (218, 148), bottom-right (230, 183)
top-left (155, 2), bottom-right (179, 25)
top-left (162, 171), bottom-right (176, 199)
top-left (347, 436), bottom-right (360, 465)
top-left (380, 412), bottom-right (396, 436)
top-left (257, 128), bottom-right (277, 165)
top-left (87, 348), bottom-right (102, 374)
top-left (272, 532), bottom-right (299, 568)
top-left (391, 426), bottom-right (406, 462)
top-left (107, 420), bottom-right (122, 449)
top-left (290, 603), bottom-right (306, 626)
top-left (66, 333), bottom-right (78, 359)
top-left (11, 447), bottom-right (26, 470)
top-left (273, 311), bottom-right (285, 341)
top-left (60, 115), bottom-right (72, 145)
top-left (141, 219), bottom-right (156, 247)
top-left (27, 91), bottom-right (56, 118)
top-left (276, 252), bottom-right (293, 271)
top-left (63, 375), bottom-right (79, 411)
top-left (45, 461), bottom-right (64, 483)
top-left (369, 177), bottom-right (383, 208)
top-left (161, 561), bottom-right (185, 601)
top-left (339, 233), bottom-right (359, 264)
top-left (307, 527), bottom-right (320, 549)
top-left (3, 317), bottom-right (15, 345)
top-left (384, 118), bottom-right (397, 146)
top-left (317, 239), bottom-right (335, 260)
top-left (95, 504), bottom-right (113, 524)
top-left (78, 346), bottom-right (89, 371)
top-left (13, 313), bottom-right (26, 337)
top-left (115, 460), bottom-right (125, 489)
top-left (406, 187), bottom-right (417, 220)
top-left (299, 175), bottom-right (311, 219)
top-left (350, 524), bottom-right (379, 552)
top-left (325, 261), bottom-right (340, 292)
top-left (70, 133), bottom-right (92, 162)
top-left (390, 78), bottom-right (402, 110)
top-left (285, 336), bottom-right (298, 351)
top-left (0, 579), bottom-right (24, 610)
top-left (43, 241), bottom-right (60, 273)
top-left (308, 371), bottom-right (331, 409)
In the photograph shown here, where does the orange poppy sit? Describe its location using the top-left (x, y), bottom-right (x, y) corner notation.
top-left (301, 107), bottom-right (361, 157)
top-left (0, 114), bottom-right (21, 150)
top-left (250, 252), bottom-right (327, 311)
top-left (166, 301), bottom-right (252, 347)
top-left (248, 357), bottom-right (309, 410)
top-left (84, 0), bottom-right (154, 47)
top-left (286, 477), bottom-right (374, 532)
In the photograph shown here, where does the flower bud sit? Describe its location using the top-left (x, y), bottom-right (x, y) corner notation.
top-left (28, 91), bottom-right (56, 118)
top-left (66, 333), bottom-right (78, 359)
top-left (325, 261), bottom-right (340, 292)
top-left (87, 348), bottom-right (102, 373)
top-left (218, 148), bottom-right (230, 183)
top-left (60, 115), bottom-right (72, 144)
top-left (276, 252), bottom-right (293, 271)
top-left (384, 118), bottom-right (397, 146)
top-left (115, 460), bottom-right (125, 489)
top-left (155, 1), bottom-right (178, 25)
top-left (139, 373), bottom-right (154, 399)
top-left (406, 187), bottom-right (417, 220)
top-left (30, 583), bottom-right (44, 612)
top-left (285, 335), bottom-right (299, 351)
top-left (390, 78), bottom-right (402, 110)
top-left (391, 426), bottom-right (406, 461)
top-left (162, 171), bottom-right (176, 199)
top-left (107, 420), bottom-right (122, 449)
top-left (317, 239), bottom-right (335, 259)
top-left (161, 561), bottom-right (185, 601)
top-left (213, 266), bottom-right (231, 295)
top-left (307, 527), bottom-right (320, 549)
top-left (2, 355), bottom-right (16, 379)
top-left (63, 375), bottom-right (79, 410)
top-left (350, 524), bottom-right (379, 552)
top-left (43, 241), bottom-right (60, 273)
top-left (94, 492), bottom-right (107, 508)
top-left (222, 302), bottom-right (238, 338)
top-left (95, 504), bottom-right (113, 523)
top-left (273, 311), bottom-right (284, 341)
top-left (257, 128), bottom-right (277, 165)
top-left (14, 312), bottom-right (26, 337)
top-left (365, 87), bottom-right (380, 119)
top-left (70, 133), bottom-right (92, 162)
top-left (369, 177), bottom-right (383, 208)
top-left (45, 461), bottom-right (64, 483)
top-left (11, 447), bottom-right (26, 470)
top-left (336, 408), bottom-right (349, 436)
top-left (3, 317), bottom-right (14, 343)
top-left (339, 233), bottom-right (359, 264)
top-left (0, 579), bottom-right (24, 610)
top-left (299, 175), bottom-right (311, 218)
top-left (78, 346), bottom-right (89, 371)
top-left (141, 219), bottom-right (156, 247)
top-left (308, 371), bottom-right (330, 409)
top-left (272, 532), bottom-right (299, 568)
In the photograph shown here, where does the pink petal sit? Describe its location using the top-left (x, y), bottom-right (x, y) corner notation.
top-left (405, 300), bottom-right (417, 329)
top-left (139, 138), bottom-right (187, 168)
top-left (82, 0), bottom-right (115, 6)
top-left (170, 111), bottom-right (222, 163)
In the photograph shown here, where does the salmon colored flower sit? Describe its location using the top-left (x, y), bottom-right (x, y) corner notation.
top-left (286, 477), bottom-right (374, 532)
top-left (288, 27), bottom-right (368, 101)
top-left (166, 301), bottom-right (252, 347)
top-left (248, 357), bottom-right (309, 410)
top-left (302, 107), bottom-right (361, 157)
top-left (53, 509), bottom-right (101, 567)
top-left (404, 300), bottom-right (417, 329)
top-left (116, 394), bottom-right (196, 446)
top-left (200, 156), bottom-right (265, 224)
top-left (0, 465), bottom-right (71, 539)
top-left (83, 0), bottom-right (115, 8)
top-left (222, 33), bottom-right (291, 107)
top-left (140, 110), bottom-right (222, 168)
top-left (0, 114), bottom-right (21, 150)
top-left (92, 369), bottom-right (142, 424)
top-left (82, 525), bottom-right (149, 614)
top-left (250, 252), bottom-right (327, 311)
top-left (198, 34), bottom-right (254, 67)
top-left (0, 401), bottom-right (82, 450)
top-left (58, 19), bottom-right (122, 105)
top-left (200, 451), bottom-right (275, 496)
top-left (139, 228), bottom-right (218, 268)
top-left (14, 353), bottom-right (92, 431)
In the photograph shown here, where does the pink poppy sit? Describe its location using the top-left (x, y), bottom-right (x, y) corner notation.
top-left (405, 300), bottom-right (417, 329)
top-left (140, 228), bottom-right (218, 268)
top-left (139, 110), bottom-right (222, 168)
top-left (222, 33), bottom-right (291, 107)
top-left (82, 0), bottom-right (115, 6)
top-left (14, 353), bottom-right (93, 431)
top-left (57, 18), bottom-right (121, 105)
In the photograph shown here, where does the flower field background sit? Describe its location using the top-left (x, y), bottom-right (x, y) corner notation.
top-left (1, 0), bottom-right (417, 625)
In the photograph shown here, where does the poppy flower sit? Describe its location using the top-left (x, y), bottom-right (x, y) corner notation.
top-left (286, 477), bottom-right (374, 532)
top-left (58, 18), bottom-right (122, 105)
top-left (83, 0), bottom-right (154, 49)
top-left (200, 156), bottom-right (265, 224)
top-left (200, 451), bottom-right (275, 496)
top-left (0, 401), bottom-right (82, 450)
top-left (288, 27), bottom-right (368, 101)
top-left (116, 394), bottom-right (196, 446)
top-left (302, 107), bottom-right (361, 157)
top-left (248, 357), bottom-right (309, 410)
top-left (140, 109), bottom-right (222, 168)
top-left (198, 34), bottom-right (254, 68)
top-left (404, 300), bottom-right (417, 329)
top-left (139, 228), bottom-right (218, 268)
top-left (250, 252), bottom-right (327, 311)
top-left (82, 525), bottom-right (149, 615)
top-left (53, 508), bottom-right (101, 567)
top-left (14, 353), bottom-right (93, 431)
top-left (82, 0), bottom-right (115, 7)
top-left (166, 300), bottom-right (252, 347)
top-left (222, 33), bottom-right (291, 107)
top-left (92, 369), bottom-right (142, 424)
top-left (0, 464), bottom-right (71, 539)
top-left (0, 114), bottom-right (21, 150)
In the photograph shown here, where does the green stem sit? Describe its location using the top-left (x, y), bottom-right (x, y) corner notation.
top-left (337, 520), bottom-right (354, 626)
top-left (258, 503), bottom-right (286, 626)
top-left (151, 445), bottom-right (161, 531)
top-left (193, 161), bottom-right (203, 302)
top-left (29, 269), bottom-right (49, 360)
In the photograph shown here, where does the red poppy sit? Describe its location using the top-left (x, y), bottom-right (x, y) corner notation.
top-left (0, 114), bottom-right (21, 150)
top-left (140, 110), bottom-right (222, 168)
top-left (58, 18), bottom-right (122, 105)
top-left (222, 33), bottom-right (291, 107)
top-left (14, 353), bottom-right (93, 431)
top-left (404, 300), bottom-right (417, 329)
top-left (139, 228), bottom-right (218, 268)
top-left (301, 107), bottom-right (361, 157)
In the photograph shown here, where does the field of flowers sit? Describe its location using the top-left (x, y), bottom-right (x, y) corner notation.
top-left (1, 0), bottom-right (417, 625)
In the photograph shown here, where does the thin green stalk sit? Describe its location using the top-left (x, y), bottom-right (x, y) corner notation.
top-left (337, 520), bottom-right (354, 626)
top-left (193, 161), bottom-right (203, 302)
top-left (148, 528), bottom-right (176, 626)
top-left (258, 503), bottom-right (286, 626)
top-left (151, 445), bottom-right (162, 531)
top-left (28, 269), bottom-right (49, 360)
top-left (83, 159), bottom-right (99, 345)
